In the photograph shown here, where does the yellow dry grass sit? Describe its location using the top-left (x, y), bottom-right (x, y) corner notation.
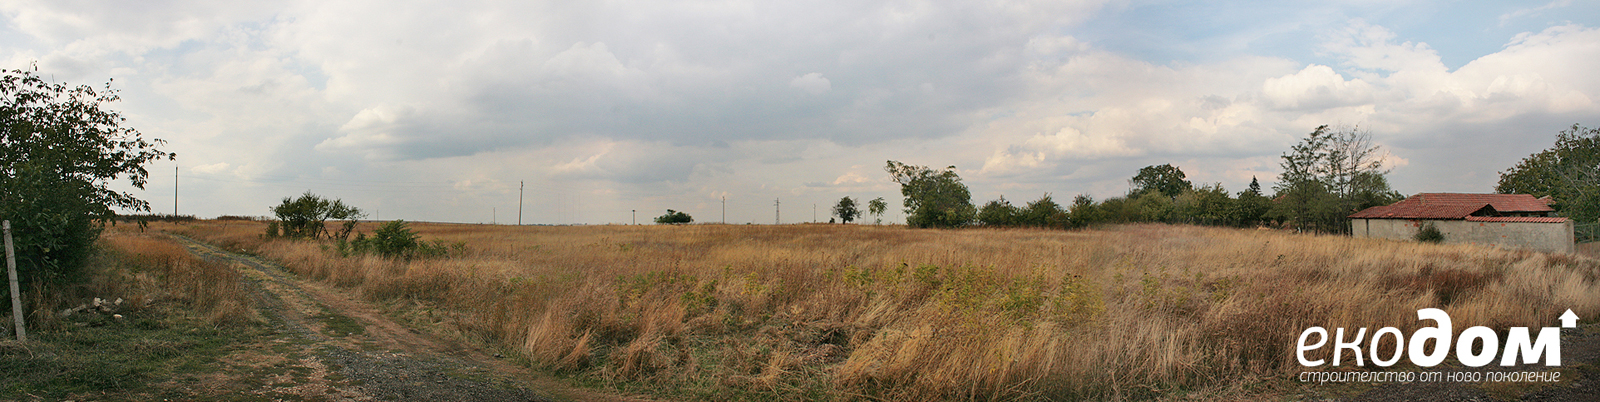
top-left (87, 226), bottom-right (256, 326)
top-left (164, 221), bottom-right (1600, 400)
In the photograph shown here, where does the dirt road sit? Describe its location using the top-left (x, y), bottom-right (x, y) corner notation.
top-left (171, 235), bottom-right (590, 401)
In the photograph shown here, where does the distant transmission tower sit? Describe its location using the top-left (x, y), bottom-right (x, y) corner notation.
top-left (774, 198), bottom-right (780, 225)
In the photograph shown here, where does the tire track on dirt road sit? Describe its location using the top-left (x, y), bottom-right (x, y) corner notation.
top-left (172, 234), bottom-right (559, 401)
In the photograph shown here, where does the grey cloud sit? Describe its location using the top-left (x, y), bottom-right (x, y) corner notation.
top-left (296, 1), bottom-right (1109, 160)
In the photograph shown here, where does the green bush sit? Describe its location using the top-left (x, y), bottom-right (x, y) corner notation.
top-left (346, 220), bottom-right (463, 260)
top-left (1414, 223), bottom-right (1444, 243)
top-left (654, 209), bottom-right (693, 224)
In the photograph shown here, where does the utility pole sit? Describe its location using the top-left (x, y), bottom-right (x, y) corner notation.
top-left (721, 196), bottom-right (726, 224)
top-left (517, 181), bottom-right (524, 226)
top-left (493, 207), bottom-right (496, 225)
top-left (632, 210), bottom-right (636, 225)
top-left (5, 220), bottom-right (25, 342)
top-left (813, 204), bottom-right (817, 223)
top-left (173, 165), bottom-right (178, 216)
top-left (774, 198), bottom-right (780, 225)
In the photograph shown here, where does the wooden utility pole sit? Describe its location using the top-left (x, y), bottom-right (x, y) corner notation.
top-left (721, 196), bottom-right (726, 224)
top-left (173, 165), bottom-right (178, 216)
top-left (517, 181), bottom-right (524, 226)
top-left (4, 220), bottom-right (25, 342)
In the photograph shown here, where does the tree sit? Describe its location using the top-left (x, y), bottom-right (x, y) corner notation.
top-left (271, 192), bottom-right (364, 239)
top-left (655, 209), bottom-right (693, 224)
top-left (1171, 184), bottom-right (1233, 226)
top-left (0, 67), bottom-right (173, 285)
top-left (1067, 194), bottom-right (1102, 228)
top-left (1131, 164), bottom-right (1192, 197)
top-left (832, 196), bottom-right (861, 223)
top-left (1497, 124), bottom-right (1600, 223)
top-left (1021, 193), bottom-right (1066, 227)
top-left (1268, 125), bottom-right (1397, 233)
top-left (885, 160), bottom-right (975, 228)
top-left (867, 197), bottom-right (887, 225)
top-left (977, 196), bottom-right (1021, 226)
top-left (1233, 177), bottom-right (1271, 227)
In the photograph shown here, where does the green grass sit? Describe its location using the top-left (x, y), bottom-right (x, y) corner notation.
top-left (0, 306), bottom-right (266, 400)
top-left (312, 308), bottom-right (365, 337)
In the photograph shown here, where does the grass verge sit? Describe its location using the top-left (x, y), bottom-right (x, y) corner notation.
top-left (0, 229), bottom-right (264, 400)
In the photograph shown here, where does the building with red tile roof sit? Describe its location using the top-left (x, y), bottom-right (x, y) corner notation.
top-left (1349, 193), bottom-right (1572, 253)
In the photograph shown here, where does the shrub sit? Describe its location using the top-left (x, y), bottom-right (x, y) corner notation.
top-left (263, 221), bottom-right (281, 238)
top-left (347, 220), bottom-right (461, 260)
top-left (654, 209), bottom-right (693, 224)
top-left (1414, 223), bottom-right (1444, 243)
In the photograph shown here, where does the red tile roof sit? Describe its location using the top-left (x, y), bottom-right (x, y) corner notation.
top-left (1465, 216), bottom-right (1568, 223)
top-left (1348, 193), bottom-right (1555, 220)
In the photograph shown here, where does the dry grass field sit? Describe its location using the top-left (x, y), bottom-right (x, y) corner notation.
top-left (72, 228), bottom-right (256, 327)
top-left (163, 221), bottom-right (1600, 400)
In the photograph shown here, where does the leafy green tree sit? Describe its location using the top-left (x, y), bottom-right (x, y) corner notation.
top-left (654, 209), bottom-right (693, 224)
top-left (1497, 124), bottom-right (1600, 222)
top-left (0, 67), bottom-right (173, 285)
top-left (1022, 193), bottom-right (1067, 227)
top-left (885, 160), bottom-right (976, 228)
top-left (1127, 191), bottom-right (1175, 222)
top-left (867, 197), bottom-right (887, 224)
top-left (1067, 194), bottom-right (1102, 228)
top-left (1348, 171), bottom-right (1404, 212)
top-left (1132, 164), bottom-right (1192, 197)
top-left (1233, 177), bottom-right (1271, 227)
top-left (271, 192), bottom-right (364, 239)
top-left (1268, 125), bottom-right (1397, 233)
top-left (977, 196), bottom-right (1021, 226)
top-left (832, 196), bottom-right (860, 223)
top-left (1172, 184), bottom-right (1233, 225)
top-left (1097, 196), bottom-right (1132, 223)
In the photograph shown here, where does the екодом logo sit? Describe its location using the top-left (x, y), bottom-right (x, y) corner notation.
top-left (1297, 308), bottom-right (1578, 368)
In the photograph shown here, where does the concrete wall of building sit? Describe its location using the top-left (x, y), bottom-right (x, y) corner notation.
top-left (1351, 218), bottom-right (1575, 254)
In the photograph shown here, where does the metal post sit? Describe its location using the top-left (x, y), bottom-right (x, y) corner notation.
top-left (4, 220), bottom-right (25, 342)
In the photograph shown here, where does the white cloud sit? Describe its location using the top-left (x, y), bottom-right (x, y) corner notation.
top-left (1499, 0), bottom-right (1572, 26)
top-left (191, 162), bottom-right (230, 174)
top-left (1261, 64), bottom-right (1374, 110)
top-left (789, 72), bottom-right (831, 95)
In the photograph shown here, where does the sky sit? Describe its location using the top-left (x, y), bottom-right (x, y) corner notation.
top-left (4, 0), bottom-right (1599, 225)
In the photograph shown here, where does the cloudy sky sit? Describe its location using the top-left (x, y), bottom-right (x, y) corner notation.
top-left (5, 0), bottom-right (1598, 224)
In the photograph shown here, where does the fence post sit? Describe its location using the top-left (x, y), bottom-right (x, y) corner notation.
top-left (4, 221), bottom-right (24, 342)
